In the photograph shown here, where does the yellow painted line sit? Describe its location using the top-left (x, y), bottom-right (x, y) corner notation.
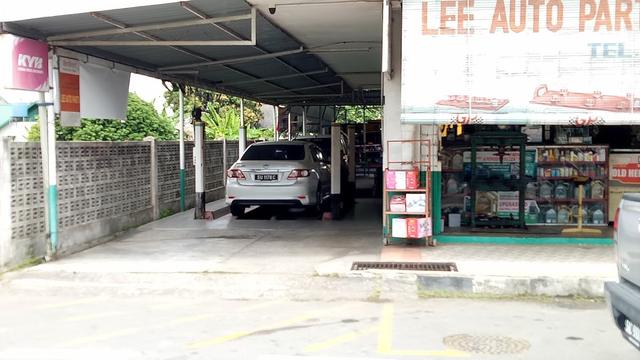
top-left (64, 311), bottom-right (123, 322)
top-left (376, 303), bottom-right (469, 358)
top-left (304, 326), bottom-right (378, 353)
top-left (60, 300), bottom-right (282, 347)
top-left (171, 301), bottom-right (283, 325)
top-left (63, 328), bottom-right (141, 347)
top-left (377, 303), bottom-right (394, 353)
top-left (36, 298), bottom-right (102, 310)
top-left (188, 304), bottom-right (351, 350)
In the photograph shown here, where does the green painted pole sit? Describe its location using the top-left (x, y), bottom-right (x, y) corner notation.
top-left (48, 185), bottom-right (59, 249)
top-left (179, 87), bottom-right (186, 212)
top-left (431, 170), bottom-right (442, 235)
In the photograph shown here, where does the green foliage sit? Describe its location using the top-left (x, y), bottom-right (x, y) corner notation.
top-left (27, 93), bottom-right (177, 141)
top-left (163, 86), bottom-right (263, 128)
top-left (336, 106), bottom-right (382, 124)
top-left (247, 127), bottom-right (274, 141)
top-left (202, 106), bottom-right (241, 140)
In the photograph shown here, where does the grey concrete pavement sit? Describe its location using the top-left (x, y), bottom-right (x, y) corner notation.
top-left (0, 293), bottom-right (635, 360)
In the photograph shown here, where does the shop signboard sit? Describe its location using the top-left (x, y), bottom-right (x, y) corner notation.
top-left (610, 153), bottom-right (640, 185)
top-left (58, 57), bottom-right (81, 127)
top-left (0, 35), bottom-right (48, 92)
top-left (463, 151), bottom-right (536, 178)
top-left (402, 0), bottom-right (640, 125)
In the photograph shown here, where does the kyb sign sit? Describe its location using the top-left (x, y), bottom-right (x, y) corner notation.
top-left (0, 35), bottom-right (49, 91)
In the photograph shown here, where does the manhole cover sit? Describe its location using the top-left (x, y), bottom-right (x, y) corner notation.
top-left (443, 334), bottom-right (530, 355)
top-left (351, 261), bottom-right (458, 272)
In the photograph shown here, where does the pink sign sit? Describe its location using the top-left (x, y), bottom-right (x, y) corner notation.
top-left (10, 36), bottom-right (49, 91)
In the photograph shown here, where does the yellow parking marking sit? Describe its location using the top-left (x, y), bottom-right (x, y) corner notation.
top-left (304, 326), bottom-right (378, 353)
top-left (60, 300), bottom-right (282, 347)
top-left (64, 311), bottom-right (123, 322)
top-left (63, 328), bottom-right (141, 347)
top-left (377, 303), bottom-right (394, 353)
top-left (36, 298), bottom-right (103, 310)
top-left (188, 304), bottom-right (351, 350)
top-left (376, 303), bottom-right (469, 358)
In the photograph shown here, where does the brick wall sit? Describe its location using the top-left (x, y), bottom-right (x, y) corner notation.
top-left (0, 140), bottom-right (238, 270)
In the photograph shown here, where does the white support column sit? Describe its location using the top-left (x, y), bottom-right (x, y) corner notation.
top-left (239, 98), bottom-right (247, 155)
top-left (193, 120), bottom-right (205, 219)
top-left (38, 92), bottom-right (50, 238)
top-left (45, 57), bottom-right (59, 255)
top-left (287, 111), bottom-right (292, 140)
top-left (347, 124), bottom-right (356, 205)
top-left (179, 88), bottom-right (186, 212)
top-left (330, 123), bottom-right (342, 218)
top-left (302, 106), bottom-right (307, 136)
top-left (273, 105), bottom-right (279, 141)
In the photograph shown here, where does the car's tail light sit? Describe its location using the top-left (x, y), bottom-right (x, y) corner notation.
top-left (227, 169), bottom-right (245, 179)
top-left (288, 169), bottom-right (310, 179)
top-left (613, 207), bottom-right (620, 231)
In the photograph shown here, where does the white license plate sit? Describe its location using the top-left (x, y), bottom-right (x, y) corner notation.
top-left (255, 174), bottom-right (278, 181)
top-left (624, 318), bottom-right (640, 347)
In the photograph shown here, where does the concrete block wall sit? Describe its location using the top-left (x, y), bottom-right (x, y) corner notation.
top-left (1, 139), bottom-right (238, 271)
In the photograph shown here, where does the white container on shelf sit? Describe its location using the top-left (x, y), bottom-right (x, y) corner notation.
top-left (448, 213), bottom-right (461, 228)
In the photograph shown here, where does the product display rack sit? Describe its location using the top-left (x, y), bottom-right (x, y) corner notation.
top-left (383, 139), bottom-right (432, 246)
top-left (532, 145), bottom-right (609, 225)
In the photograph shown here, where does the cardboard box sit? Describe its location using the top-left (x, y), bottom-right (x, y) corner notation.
top-left (406, 193), bottom-right (426, 213)
top-left (406, 218), bottom-right (419, 238)
top-left (406, 170), bottom-right (419, 189)
top-left (392, 218), bottom-right (407, 238)
top-left (389, 195), bottom-right (406, 212)
top-left (418, 217), bottom-right (432, 237)
top-left (385, 170), bottom-right (396, 189)
top-left (395, 171), bottom-right (407, 189)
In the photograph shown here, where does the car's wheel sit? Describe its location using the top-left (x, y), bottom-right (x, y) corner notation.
top-left (230, 204), bottom-right (245, 217)
top-left (307, 186), bottom-right (323, 215)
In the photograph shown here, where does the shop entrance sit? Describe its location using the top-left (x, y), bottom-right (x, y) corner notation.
top-left (438, 125), bottom-right (639, 241)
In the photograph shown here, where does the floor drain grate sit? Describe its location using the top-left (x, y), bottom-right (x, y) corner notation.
top-left (351, 261), bottom-right (458, 272)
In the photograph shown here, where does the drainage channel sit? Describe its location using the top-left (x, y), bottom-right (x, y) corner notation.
top-left (351, 262), bottom-right (458, 272)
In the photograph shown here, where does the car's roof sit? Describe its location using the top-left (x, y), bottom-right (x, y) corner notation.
top-left (250, 140), bottom-right (310, 146)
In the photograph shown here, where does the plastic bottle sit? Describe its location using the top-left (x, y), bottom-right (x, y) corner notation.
top-left (592, 208), bottom-right (605, 225)
top-left (557, 206), bottom-right (570, 224)
top-left (545, 208), bottom-right (557, 224)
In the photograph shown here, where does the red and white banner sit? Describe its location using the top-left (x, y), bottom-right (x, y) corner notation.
top-left (611, 153), bottom-right (640, 185)
top-left (58, 57), bottom-right (81, 127)
top-left (0, 35), bottom-right (48, 92)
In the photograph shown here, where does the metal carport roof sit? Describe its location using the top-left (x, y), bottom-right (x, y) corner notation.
top-left (0, 0), bottom-right (381, 105)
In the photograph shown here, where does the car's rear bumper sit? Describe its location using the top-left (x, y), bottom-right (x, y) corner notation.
top-left (605, 280), bottom-right (640, 350)
top-left (225, 179), bottom-right (316, 206)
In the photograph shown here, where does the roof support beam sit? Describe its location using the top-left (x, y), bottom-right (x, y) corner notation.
top-left (219, 68), bottom-right (328, 86)
top-left (179, 2), bottom-right (326, 87)
top-left (261, 94), bottom-right (346, 99)
top-left (47, 12), bottom-right (253, 41)
top-left (48, 40), bottom-right (254, 46)
top-left (257, 82), bottom-right (342, 96)
top-left (158, 47), bottom-right (304, 71)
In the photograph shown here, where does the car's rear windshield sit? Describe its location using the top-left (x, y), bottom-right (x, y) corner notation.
top-left (241, 144), bottom-right (306, 161)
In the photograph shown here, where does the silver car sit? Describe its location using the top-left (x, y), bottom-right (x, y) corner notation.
top-left (225, 141), bottom-right (331, 217)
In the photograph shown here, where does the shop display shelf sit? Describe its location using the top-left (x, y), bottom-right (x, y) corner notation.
top-left (538, 176), bottom-right (608, 180)
top-left (535, 198), bottom-right (607, 203)
top-left (385, 211), bottom-right (428, 215)
top-left (385, 188), bottom-right (428, 193)
top-left (537, 161), bottom-right (607, 165)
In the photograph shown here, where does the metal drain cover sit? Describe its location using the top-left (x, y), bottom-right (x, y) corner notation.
top-left (351, 261), bottom-right (458, 272)
top-left (443, 334), bottom-right (530, 355)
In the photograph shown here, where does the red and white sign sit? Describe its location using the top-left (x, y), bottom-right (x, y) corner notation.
top-left (611, 154), bottom-right (640, 184)
top-left (1, 35), bottom-right (48, 91)
top-left (58, 57), bottom-right (81, 127)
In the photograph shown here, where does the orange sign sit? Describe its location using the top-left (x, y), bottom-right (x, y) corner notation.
top-left (58, 57), bottom-right (80, 126)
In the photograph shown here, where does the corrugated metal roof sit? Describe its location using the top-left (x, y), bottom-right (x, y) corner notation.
top-left (1, 0), bottom-right (380, 105)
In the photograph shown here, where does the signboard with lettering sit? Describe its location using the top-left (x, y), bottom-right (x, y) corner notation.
top-left (59, 57), bottom-right (81, 127)
top-left (0, 35), bottom-right (48, 92)
top-left (402, 0), bottom-right (640, 125)
top-left (610, 153), bottom-right (640, 184)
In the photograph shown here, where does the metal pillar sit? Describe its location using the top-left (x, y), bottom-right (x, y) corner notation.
top-left (38, 91), bottom-right (58, 256)
top-left (302, 106), bottom-right (307, 136)
top-left (178, 88), bottom-right (186, 212)
top-left (193, 118), bottom-right (206, 219)
top-left (273, 105), bottom-right (279, 141)
top-left (330, 123), bottom-right (342, 219)
top-left (287, 111), bottom-right (292, 140)
top-left (347, 124), bottom-right (356, 206)
top-left (239, 98), bottom-right (247, 155)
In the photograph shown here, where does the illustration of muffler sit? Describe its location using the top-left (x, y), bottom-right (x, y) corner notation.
top-left (436, 95), bottom-right (509, 111)
top-left (531, 85), bottom-right (640, 112)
